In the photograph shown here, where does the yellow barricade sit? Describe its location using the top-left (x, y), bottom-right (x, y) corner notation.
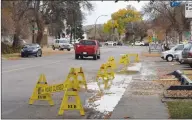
top-left (74, 67), bottom-right (87, 90)
top-left (29, 67), bottom-right (86, 116)
top-left (108, 56), bottom-right (117, 69)
top-left (119, 54), bottom-right (130, 67)
top-left (29, 74), bottom-right (54, 105)
top-left (106, 62), bottom-right (115, 80)
top-left (96, 63), bottom-right (114, 91)
top-left (127, 53), bottom-right (140, 62)
top-left (58, 70), bottom-right (85, 116)
top-left (35, 68), bottom-right (87, 95)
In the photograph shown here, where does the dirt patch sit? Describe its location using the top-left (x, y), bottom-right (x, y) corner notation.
top-left (42, 47), bottom-right (73, 56)
top-left (88, 92), bottom-right (104, 103)
top-left (2, 53), bottom-right (21, 60)
top-left (141, 52), bottom-right (161, 57)
top-left (153, 80), bottom-right (181, 87)
top-left (2, 47), bottom-right (74, 60)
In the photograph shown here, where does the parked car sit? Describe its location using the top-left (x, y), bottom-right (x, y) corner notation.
top-left (174, 51), bottom-right (183, 64)
top-left (144, 42), bottom-right (149, 46)
top-left (117, 41), bottom-right (123, 46)
top-left (21, 44), bottom-right (42, 57)
top-left (74, 40), bottom-right (100, 60)
top-left (174, 44), bottom-right (188, 64)
top-left (52, 39), bottom-right (73, 51)
top-left (134, 41), bottom-right (145, 46)
top-left (181, 42), bottom-right (192, 67)
top-left (161, 44), bottom-right (185, 62)
top-left (104, 41), bottom-right (117, 46)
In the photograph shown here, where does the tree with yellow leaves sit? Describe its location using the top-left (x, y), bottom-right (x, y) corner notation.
top-left (103, 6), bottom-right (142, 40)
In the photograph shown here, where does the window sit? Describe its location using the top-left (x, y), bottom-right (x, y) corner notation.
top-left (183, 43), bottom-right (192, 50)
top-left (59, 40), bottom-right (68, 43)
top-left (80, 40), bottom-right (96, 45)
top-left (56, 40), bottom-right (59, 43)
top-left (176, 45), bottom-right (184, 50)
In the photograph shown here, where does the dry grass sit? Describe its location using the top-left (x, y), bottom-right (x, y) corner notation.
top-left (2, 47), bottom-right (74, 60)
top-left (141, 52), bottom-right (161, 57)
top-left (153, 80), bottom-right (181, 86)
top-left (2, 53), bottom-right (21, 60)
top-left (42, 47), bottom-right (74, 56)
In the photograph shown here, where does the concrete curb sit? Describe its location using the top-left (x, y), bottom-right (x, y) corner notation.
top-left (173, 70), bottom-right (192, 85)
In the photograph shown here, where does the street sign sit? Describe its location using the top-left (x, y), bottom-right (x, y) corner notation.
top-left (185, 2), bottom-right (192, 18)
top-left (170, 1), bottom-right (181, 7)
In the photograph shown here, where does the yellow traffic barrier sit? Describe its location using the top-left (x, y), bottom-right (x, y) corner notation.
top-left (58, 88), bottom-right (85, 116)
top-left (29, 74), bottom-right (54, 105)
top-left (96, 63), bottom-right (114, 91)
top-left (29, 67), bottom-right (86, 116)
top-left (119, 54), bottom-right (130, 68)
top-left (58, 68), bottom-right (85, 116)
top-left (127, 53), bottom-right (140, 62)
top-left (36, 68), bottom-right (87, 95)
top-left (106, 62), bottom-right (115, 80)
top-left (108, 56), bottom-right (117, 69)
top-left (74, 67), bottom-right (87, 90)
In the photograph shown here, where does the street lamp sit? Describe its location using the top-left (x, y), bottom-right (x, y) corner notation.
top-left (94, 15), bottom-right (108, 40)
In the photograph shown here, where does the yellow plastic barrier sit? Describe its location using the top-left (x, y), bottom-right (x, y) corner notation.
top-left (127, 53), bottom-right (140, 62)
top-left (29, 67), bottom-right (86, 116)
top-left (36, 68), bottom-right (87, 95)
top-left (96, 63), bottom-right (114, 91)
top-left (119, 54), bottom-right (130, 67)
top-left (106, 62), bottom-right (115, 80)
top-left (108, 56), bottom-right (117, 69)
top-left (58, 88), bottom-right (85, 116)
top-left (58, 69), bottom-right (85, 116)
top-left (29, 74), bottom-right (54, 105)
top-left (74, 67), bottom-right (87, 90)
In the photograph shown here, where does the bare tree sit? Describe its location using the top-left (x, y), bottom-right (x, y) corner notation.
top-left (2, 1), bottom-right (32, 47)
top-left (132, 21), bottom-right (149, 41)
top-left (143, 1), bottom-right (190, 43)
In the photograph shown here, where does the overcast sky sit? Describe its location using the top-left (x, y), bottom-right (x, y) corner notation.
top-left (82, 1), bottom-right (149, 26)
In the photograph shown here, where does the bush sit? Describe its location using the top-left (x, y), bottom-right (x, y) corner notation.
top-left (2, 42), bottom-right (22, 54)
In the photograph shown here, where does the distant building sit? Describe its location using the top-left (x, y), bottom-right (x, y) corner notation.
top-left (83, 32), bottom-right (88, 40)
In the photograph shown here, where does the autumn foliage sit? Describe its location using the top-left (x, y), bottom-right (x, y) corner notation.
top-left (103, 8), bottom-right (142, 36)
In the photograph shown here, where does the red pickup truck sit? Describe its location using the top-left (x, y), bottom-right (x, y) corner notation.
top-left (74, 40), bottom-right (101, 60)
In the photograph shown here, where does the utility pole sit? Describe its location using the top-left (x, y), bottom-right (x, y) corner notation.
top-left (94, 15), bottom-right (108, 40)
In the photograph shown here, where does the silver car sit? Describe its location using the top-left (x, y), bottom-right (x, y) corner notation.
top-left (52, 39), bottom-right (73, 51)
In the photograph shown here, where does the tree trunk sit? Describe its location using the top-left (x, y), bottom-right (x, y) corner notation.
top-left (12, 22), bottom-right (21, 48)
top-left (35, 13), bottom-right (44, 46)
top-left (140, 36), bottom-right (144, 41)
top-left (178, 31), bottom-right (182, 44)
top-left (165, 29), bottom-right (169, 45)
top-left (34, 0), bottom-right (44, 46)
top-left (12, 33), bottom-right (20, 48)
top-left (118, 32), bottom-right (121, 41)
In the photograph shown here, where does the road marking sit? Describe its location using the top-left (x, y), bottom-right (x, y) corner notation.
top-left (2, 64), bottom-right (31, 71)
top-left (2, 61), bottom-right (61, 73)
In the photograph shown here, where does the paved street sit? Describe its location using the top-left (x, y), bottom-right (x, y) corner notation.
top-left (2, 46), bottom-right (148, 119)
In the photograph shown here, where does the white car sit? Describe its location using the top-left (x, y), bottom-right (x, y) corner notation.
top-left (161, 44), bottom-right (185, 62)
top-left (104, 41), bottom-right (117, 46)
top-left (134, 41), bottom-right (145, 46)
top-left (174, 51), bottom-right (183, 64)
top-left (52, 39), bottom-right (73, 51)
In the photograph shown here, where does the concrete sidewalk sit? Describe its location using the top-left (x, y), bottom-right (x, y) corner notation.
top-left (110, 91), bottom-right (169, 119)
top-left (110, 61), bottom-right (170, 119)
